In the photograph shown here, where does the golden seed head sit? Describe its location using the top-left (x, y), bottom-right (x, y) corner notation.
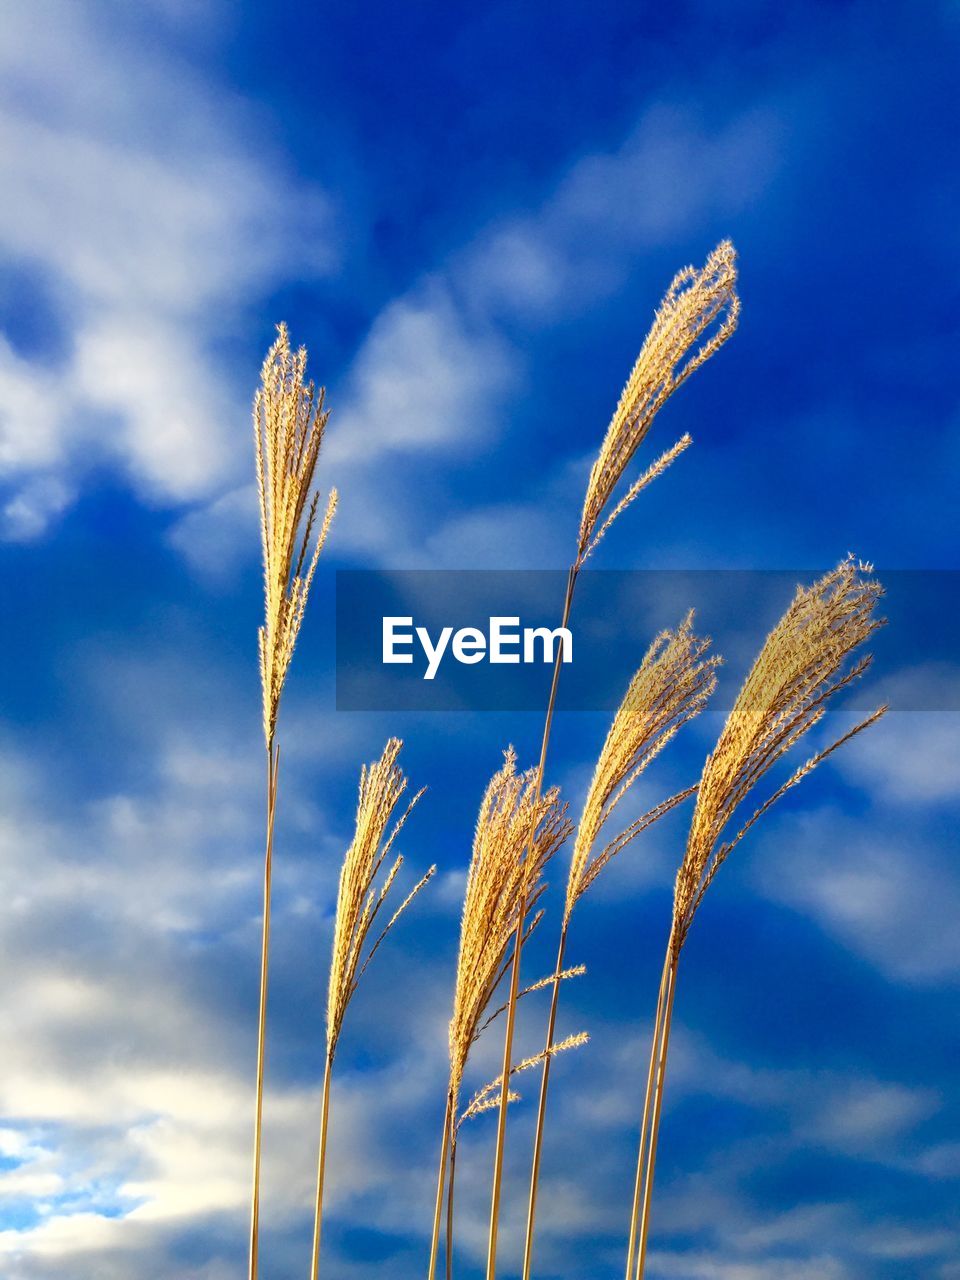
top-left (565, 613), bottom-right (720, 924)
top-left (326, 738), bottom-right (433, 1057)
top-left (458, 1031), bottom-right (589, 1130)
top-left (447, 749), bottom-right (572, 1111)
top-left (255, 323), bottom-right (338, 748)
top-left (577, 241), bottom-right (739, 564)
top-left (672, 557), bottom-right (887, 952)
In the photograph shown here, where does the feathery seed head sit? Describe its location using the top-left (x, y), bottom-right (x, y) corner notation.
top-left (256, 323), bottom-right (338, 748)
top-left (458, 1031), bottom-right (589, 1129)
top-left (672, 557), bottom-right (886, 953)
top-left (326, 738), bottom-right (432, 1057)
top-left (565, 613), bottom-right (720, 924)
top-left (577, 241), bottom-right (739, 564)
top-left (447, 749), bottom-right (572, 1112)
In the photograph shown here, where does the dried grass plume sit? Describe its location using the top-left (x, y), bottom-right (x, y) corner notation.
top-left (256, 323), bottom-right (338, 748)
top-left (565, 613), bottom-right (720, 924)
top-left (627, 559), bottom-right (886, 1280)
top-left (673, 557), bottom-right (887, 952)
top-left (448, 750), bottom-right (572, 1114)
top-left (577, 241), bottom-right (739, 565)
top-left (327, 738), bottom-right (433, 1056)
top-left (460, 1032), bottom-right (589, 1127)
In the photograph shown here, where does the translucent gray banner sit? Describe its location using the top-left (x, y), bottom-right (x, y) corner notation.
top-left (335, 570), bottom-right (959, 712)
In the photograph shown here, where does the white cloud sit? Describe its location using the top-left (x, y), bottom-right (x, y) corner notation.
top-left (0, 711), bottom-right (955, 1278)
top-left (165, 483), bottom-right (258, 579)
top-left (0, 338), bottom-right (64, 473)
top-left (660, 1029), bottom-right (940, 1161)
top-left (166, 96), bottom-right (781, 569)
top-left (0, 688), bottom-right (447, 1276)
top-left (2, 475), bottom-right (72, 541)
top-left (914, 1142), bottom-right (960, 1179)
top-left (805, 1080), bottom-right (940, 1157)
top-left (418, 456), bottom-right (585, 568)
top-left (753, 808), bottom-right (960, 984)
top-left (646, 1252), bottom-right (848, 1280)
top-left (290, 102), bottom-right (780, 566)
top-left (558, 1023), bottom-right (956, 1277)
top-left (328, 283), bottom-right (518, 465)
top-left (459, 104), bottom-right (780, 320)
top-left (0, 1), bottom-right (335, 536)
top-left (836, 709), bottom-right (960, 804)
top-left (0, 748), bottom-right (317, 1264)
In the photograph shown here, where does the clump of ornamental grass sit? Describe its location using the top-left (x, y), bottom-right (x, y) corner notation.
top-left (521, 614), bottom-right (720, 1280)
top-left (626, 557), bottom-right (887, 1280)
top-left (485, 242), bottom-right (740, 1280)
top-left (311, 739), bottom-right (434, 1280)
top-left (249, 324), bottom-right (337, 1280)
top-left (427, 750), bottom-right (574, 1280)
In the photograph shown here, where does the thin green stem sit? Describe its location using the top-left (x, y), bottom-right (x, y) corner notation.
top-left (249, 742), bottom-right (279, 1280)
top-left (486, 565), bottom-right (579, 1280)
top-left (520, 925), bottom-right (569, 1280)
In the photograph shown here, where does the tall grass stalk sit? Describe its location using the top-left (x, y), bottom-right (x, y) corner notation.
top-left (627, 938), bottom-right (677, 1280)
top-left (521, 618), bottom-right (719, 1280)
top-left (428, 752), bottom-right (572, 1280)
top-left (623, 943), bottom-right (672, 1275)
top-left (627, 558), bottom-right (887, 1280)
top-left (311, 738), bottom-right (433, 1280)
top-left (248, 741), bottom-right (279, 1279)
top-left (250, 325), bottom-right (336, 1280)
top-left (436, 985), bottom-right (586, 1280)
top-left (309, 1052), bottom-right (333, 1280)
top-left (485, 567), bottom-right (576, 1280)
top-left (428, 1093), bottom-right (453, 1280)
top-left (486, 241), bottom-right (739, 1280)
top-left (445, 1102), bottom-right (457, 1280)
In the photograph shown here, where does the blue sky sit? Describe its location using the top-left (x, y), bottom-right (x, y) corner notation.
top-left (0, 2), bottom-right (958, 1278)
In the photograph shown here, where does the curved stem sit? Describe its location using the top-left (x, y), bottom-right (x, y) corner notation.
top-left (446, 1134), bottom-right (458, 1280)
top-left (248, 742), bottom-right (279, 1280)
top-left (309, 1051), bottom-right (335, 1280)
top-left (624, 948), bottom-right (671, 1280)
top-left (634, 952), bottom-right (678, 1280)
top-left (521, 925), bottom-right (569, 1280)
top-left (486, 565), bottom-right (578, 1280)
top-left (427, 1094), bottom-right (453, 1280)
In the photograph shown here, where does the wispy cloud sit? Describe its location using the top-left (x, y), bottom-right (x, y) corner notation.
top-left (0, 2), bottom-right (334, 536)
top-left (752, 806), bottom-right (960, 985)
top-left (2, 3), bottom-right (958, 1277)
top-left (200, 100), bottom-right (781, 569)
